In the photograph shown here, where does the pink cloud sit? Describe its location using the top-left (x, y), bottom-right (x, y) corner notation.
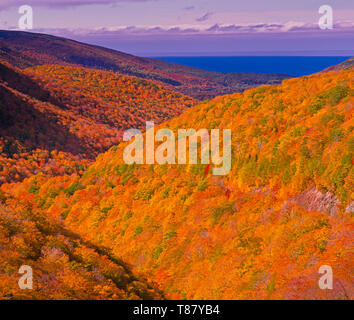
top-left (33, 21), bottom-right (353, 37)
top-left (0, 0), bottom-right (151, 9)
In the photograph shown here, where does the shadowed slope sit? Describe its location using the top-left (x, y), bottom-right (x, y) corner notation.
top-left (0, 201), bottom-right (162, 300)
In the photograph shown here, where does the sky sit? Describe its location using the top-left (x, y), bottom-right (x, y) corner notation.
top-left (0, 0), bottom-right (353, 56)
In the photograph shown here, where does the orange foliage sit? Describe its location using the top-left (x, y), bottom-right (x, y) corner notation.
top-left (1, 68), bottom-right (353, 299)
top-left (0, 61), bottom-right (195, 184)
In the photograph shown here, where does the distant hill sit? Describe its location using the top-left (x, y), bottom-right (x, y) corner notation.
top-left (3, 67), bottom-right (352, 300)
top-left (323, 57), bottom-right (354, 72)
top-left (0, 30), bottom-right (291, 100)
top-left (0, 61), bottom-right (195, 183)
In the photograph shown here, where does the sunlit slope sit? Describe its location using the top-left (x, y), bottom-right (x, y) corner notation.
top-left (2, 69), bottom-right (353, 299)
top-left (25, 65), bottom-right (196, 133)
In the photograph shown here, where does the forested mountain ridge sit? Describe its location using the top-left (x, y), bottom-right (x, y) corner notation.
top-left (324, 57), bottom-right (354, 73)
top-left (0, 30), bottom-right (291, 100)
top-left (1, 67), bottom-right (352, 299)
top-left (0, 60), bottom-right (195, 184)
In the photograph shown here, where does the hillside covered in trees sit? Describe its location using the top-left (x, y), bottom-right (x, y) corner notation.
top-left (0, 202), bottom-right (162, 300)
top-left (1, 67), bottom-right (352, 299)
top-left (0, 30), bottom-right (291, 100)
top-left (0, 61), bottom-right (195, 184)
top-left (324, 57), bottom-right (354, 73)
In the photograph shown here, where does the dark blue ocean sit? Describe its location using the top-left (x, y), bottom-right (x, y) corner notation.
top-left (153, 56), bottom-right (350, 77)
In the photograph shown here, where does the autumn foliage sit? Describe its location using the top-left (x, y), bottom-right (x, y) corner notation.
top-left (0, 30), bottom-right (290, 100)
top-left (0, 61), bottom-right (195, 184)
top-left (0, 200), bottom-right (162, 300)
top-left (1, 66), bottom-right (352, 299)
